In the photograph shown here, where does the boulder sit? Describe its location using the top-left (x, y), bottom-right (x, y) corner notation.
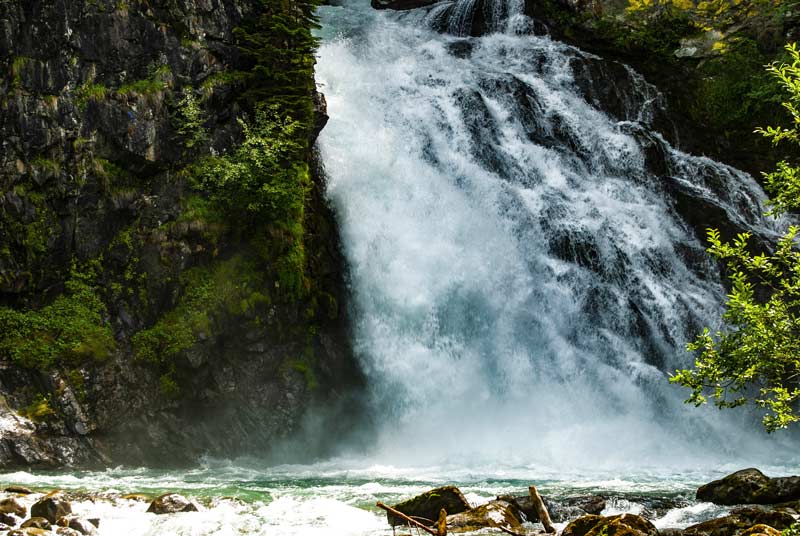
top-left (146, 493), bottom-right (201, 515)
top-left (20, 517), bottom-right (50, 530)
top-left (565, 495), bottom-right (607, 516)
top-left (0, 497), bottom-right (26, 517)
top-left (4, 487), bottom-right (32, 495)
top-left (697, 469), bottom-right (800, 505)
top-left (562, 513), bottom-right (659, 536)
top-left (0, 512), bottom-right (19, 526)
top-left (56, 529), bottom-right (83, 536)
top-left (682, 507), bottom-right (796, 536)
top-left (446, 500), bottom-right (523, 533)
top-left (388, 486), bottom-right (471, 526)
top-left (742, 525), bottom-right (782, 536)
top-left (30, 491), bottom-right (72, 524)
top-left (57, 516), bottom-right (97, 535)
top-left (121, 494), bottom-right (149, 502)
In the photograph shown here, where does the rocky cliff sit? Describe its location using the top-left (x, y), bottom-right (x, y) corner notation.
top-left (0, 0), bottom-right (363, 467)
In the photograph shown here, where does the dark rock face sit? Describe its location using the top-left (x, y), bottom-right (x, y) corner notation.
top-left (389, 486), bottom-right (471, 526)
top-left (697, 469), bottom-right (800, 506)
top-left (0, 0), bottom-right (363, 468)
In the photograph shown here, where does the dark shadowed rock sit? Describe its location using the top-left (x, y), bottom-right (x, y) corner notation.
top-left (147, 493), bottom-right (201, 515)
top-left (4, 487), bottom-right (32, 495)
top-left (697, 469), bottom-right (800, 505)
top-left (683, 507), bottom-right (796, 536)
top-left (446, 500), bottom-right (523, 533)
top-left (562, 513), bottom-right (659, 536)
top-left (389, 486), bottom-right (471, 526)
top-left (21, 517), bottom-right (51, 530)
top-left (30, 491), bottom-right (71, 524)
top-left (0, 497), bottom-right (26, 517)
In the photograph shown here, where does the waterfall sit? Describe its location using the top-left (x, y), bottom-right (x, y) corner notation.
top-left (316, 0), bottom-right (794, 470)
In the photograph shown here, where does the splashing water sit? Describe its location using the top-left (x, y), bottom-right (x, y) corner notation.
top-left (316, 0), bottom-right (797, 469)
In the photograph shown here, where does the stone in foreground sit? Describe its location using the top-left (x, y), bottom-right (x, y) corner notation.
top-left (446, 500), bottom-right (523, 533)
top-left (388, 486), bottom-right (471, 526)
top-left (697, 469), bottom-right (800, 505)
top-left (562, 513), bottom-right (659, 536)
top-left (30, 492), bottom-right (72, 524)
top-left (147, 493), bottom-right (202, 515)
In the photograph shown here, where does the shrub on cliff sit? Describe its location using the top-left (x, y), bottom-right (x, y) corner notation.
top-left (671, 43), bottom-right (800, 431)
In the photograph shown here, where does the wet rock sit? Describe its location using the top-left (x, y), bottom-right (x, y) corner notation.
top-left (20, 517), bottom-right (50, 530)
top-left (30, 491), bottom-right (72, 524)
top-left (0, 498), bottom-right (26, 517)
top-left (682, 507), bottom-right (796, 536)
top-left (388, 486), bottom-right (471, 527)
top-left (446, 500), bottom-right (523, 533)
top-left (0, 512), bottom-right (19, 526)
top-left (697, 469), bottom-right (800, 505)
top-left (56, 528), bottom-right (83, 536)
top-left (146, 493), bottom-right (201, 515)
top-left (121, 494), bottom-right (149, 502)
top-left (58, 516), bottom-right (98, 535)
top-left (4, 487), bottom-right (32, 495)
top-left (565, 495), bottom-right (607, 515)
top-left (562, 513), bottom-right (659, 536)
top-left (742, 525), bottom-right (782, 536)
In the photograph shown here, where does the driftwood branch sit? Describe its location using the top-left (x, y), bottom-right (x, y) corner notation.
top-left (437, 508), bottom-right (448, 536)
top-left (529, 486), bottom-right (556, 534)
top-left (377, 502), bottom-right (441, 536)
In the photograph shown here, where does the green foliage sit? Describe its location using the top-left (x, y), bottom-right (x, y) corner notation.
top-left (672, 43), bottom-right (800, 431)
top-left (756, 43), bottom-right (800, 215)
top-left (132, 255), bottom-right (270, 367)
top-left (193, 104), bottom-right (311, 297)
top-left (171, 91), bottom-right (208, 148)
top-left (0, 262), bottom-right (116, 370)
top-left (117, 64), bottom-right (172, 97)
top-left (693, 38), bottom-right (787, 136)
top-left (20, 394), bottom-right (55, 422)
top-left (783, 523), bottom-right (800, 536)
top-left (75, 81), bottom-right (108, 110)
top-left (233, 0), bottom-right (321, 123)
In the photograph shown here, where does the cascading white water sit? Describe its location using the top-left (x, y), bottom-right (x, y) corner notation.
top-left (317, 0), bottom-right (797, 469)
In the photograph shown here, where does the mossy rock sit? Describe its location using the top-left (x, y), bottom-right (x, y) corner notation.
top-left (389, 486), bottom-right (470, 527)
top-left (563, 513), bottom-right (659, 536)
top-left (446, 500), bottom-right (523, 534)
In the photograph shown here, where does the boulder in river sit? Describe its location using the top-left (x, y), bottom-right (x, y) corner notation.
top-left (562, 513), bottom-right (659, 536)
top-left (56, 528), bottom-right (83, 536)
top-left (20, 517), bottom-right (51, 530)
top-left (0, 497), bottom-right (26, 517)
top-left (697, 469), bottom-right (800, 505)
top-left (682, 506), bottom-right (796, 536)
top-left (388, 486), bottom-right (471, 526)
top-left (147, 493), bottom-right (202, 515)
top-left (30, 491), bottom-right (72, 524)
top-left (446, 499), bottom-right (524, 533)
top-left (4, 487), bottom-right (32, 495)
top-left (58, 516), bottom-right (98, 535)
top-left (742, 525), bottom-right (783, 536)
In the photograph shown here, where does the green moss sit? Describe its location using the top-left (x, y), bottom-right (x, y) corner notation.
top-left (75, 81), bottom-right (108, 110)
top-left (20, 394), bottom-right (56, 422)
top-left (132, 255), bottom-right (270, 366)
top-left (0, 262), bottom-right (116, 370)
top-left (11, 56), bottom-right (31, 89)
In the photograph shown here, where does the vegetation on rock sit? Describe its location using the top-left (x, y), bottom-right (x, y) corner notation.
top-left (671, 43), bottom-right (800, 431)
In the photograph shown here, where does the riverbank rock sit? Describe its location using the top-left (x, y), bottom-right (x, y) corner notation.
top-left (682, 506), bottom-right (796, 536)
top-left (146, 493), bottom-right (201, 515)
top-left (30, 492), bottom-right (71, 524)
top-left (4, 487), bottom-right (32, 495)
top-left (697, 469), bottom-right (800, 505)
top-left (57, 516), bottom-right (98, 536)
top-left (446, 500), bottom-right (523, 533)
top-left (562, 513), bottom-right (659, 536)
top-left (0, 497), bottom-right (26, 517)
top-left (20, 517), bottom-right (50, 530)
top-left (388, 486), bottom-right (471, 526)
